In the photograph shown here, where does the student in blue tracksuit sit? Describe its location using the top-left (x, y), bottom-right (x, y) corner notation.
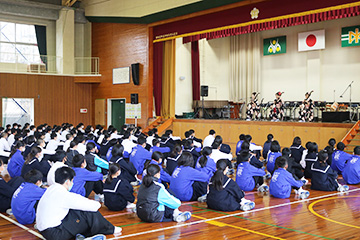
top-left (207, 159), bottom-right (255, 212)
top-left (109, 144), bottom-right (137, 183)
top-left (269, 157), bottom-right (305, 199)
top-left (304, 142), bottom-right (318, 179)
top-left (311, 150), bottom-right (348, 191)
top-left (266, 140), bottom-right (282, 174)
top-left (136, 164), bottom-right (191, 223)
top-left (11, 169), bottom-right (46, 224)
top-left (103, 163), bottom-right (135, 211)
top-left (290, 136), bottom-right (305, 164)
top-left (0, 159), bottom-right (24, 212)
top-left (21, 146), bottom-right (50, 182)
top-left (238, 141), bottom-right (263, 169)
top-left (236, 151), bottom-right (267, 192)
top-left (166, 145), bottom-right (182, 176)
top-left (331, 142), bottom-right (352, 174)
top-left (195, 147), bottom-right (216, 182)
top-left (343, 146), bottom-right (360, 184)
top-left (262, 134), bottom-right (273, 160)
top-left (143, 151), bottom-right (171, 184)
top-left (71, 154), bottom-right (103, 197)
top-left (150, 139), bottom-right (171, 155)
top-left (7, 141), bottom-right (26, 178)
top-left (170, 152), bottom-right (209, 201)
top-left (130, 136), bottom-right (152, 174)
top-left (236, 134), bottom-right (245, 155)
top-left (84, 142), bottom-right (109, 173)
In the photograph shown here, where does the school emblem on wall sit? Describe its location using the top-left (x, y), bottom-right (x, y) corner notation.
top-left (341, 25), bottom-right (360, 47)
top-left (263, 36), bottom-right (286, 55)
top-left (250, 8), bottom-right (259, 19)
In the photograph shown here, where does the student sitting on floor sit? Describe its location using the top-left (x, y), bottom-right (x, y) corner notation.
top-left (239, 141), bottom-right (263, 169)
top-left (343, 146), bottom-right (360, 185)
top-left (130, 136), bottom-right (152, 174)
top-left (109, 144), bottom-right (137, 184)
top-left (311, 150), bottom-right (349, 192)
top-left (65, 141), bottom-right (79, 167)
top-left (303, 142), bottom-right (318, 179)
top-left (331, 142), bottom-right (353, 174)
top-left (262, 134), bottom-right (274, 160)
top-left (282, 148), bottom-right (305, 182)
top-left (136, 164), bottom-right (191, 223)
top-left (36, 166), bottom-right (121, 240)
top-left (0, 159), bottom-right (24, 213)
top-left (195, 147), bottom-right (216, 182)
top-left (71, 154), bottom-right (103, 198)
top-left (47, 150), bottom-right (67, 186)
top-left (84, 142), bottom-right (109, 173)
top-left (150, 139), bottom-right (171, 155)
top-left (203, 129), bottom-right (216, 148)
top-left (290, 136), bottom-right (305, 164)
top-left (235, 134), bottom-right (245, 155)
top-left (11, 169), bottom-right (46, 225)
top-left (170, 152), bottom-right (209, 202)
top-left (166, 144), bottom-right (182, 176)
top-left (182, 139), bottom-right (201, 166)
top-left (21, 147), bottom-right (50, 183)
top-left (143, 151), bottom-right (171, 184)
top-left (236, 151), bottom-right (268, 192)
top-left (270, 157), bottom-right (309, 199)
top-left (207, 159), bottom-right (255, 211)
top-left (7, 141), bottom-right (26, 178)
top-left (103, 163), bottom-right (135, 211)
top-left (266, 140), bottom-right (282, 174)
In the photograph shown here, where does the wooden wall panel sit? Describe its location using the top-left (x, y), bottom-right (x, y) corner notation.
top-left (172, 120), bottom-right (352, 153)
top-left (0, 73), bottom-right (92, 126)
top-left (92, 23), bottom-right (152, 128)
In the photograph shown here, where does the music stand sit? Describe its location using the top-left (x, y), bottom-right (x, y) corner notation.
top-left (340, 81), bottom-right (355, 122)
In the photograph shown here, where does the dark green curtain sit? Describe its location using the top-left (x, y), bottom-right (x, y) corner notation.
top-left (34, 25), bottom-right (47, 66)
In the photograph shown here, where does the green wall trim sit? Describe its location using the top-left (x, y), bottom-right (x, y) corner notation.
top-left (86, 0), bottom-right (246, 24)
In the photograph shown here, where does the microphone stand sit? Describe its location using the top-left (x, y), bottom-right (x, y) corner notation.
top-left (339, 81), bottom-right (354, 122)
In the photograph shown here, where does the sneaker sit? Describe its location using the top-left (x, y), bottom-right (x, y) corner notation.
top-left (197, 194), bottom-right (207, 203)
top-left (130, 180), bottom-right (141, 186)
top-left (301, 177), bottom-right (309, 185)
top-left (264, 172), bottom-right (271, 179)
top-left (227, 169), bottom-right (235, 175)
top-left (338, 185), bottom-right (350, 192)
top-left (240, 201), bottom-right (255, 211)
top-left (114, 226), bottom-right (122, 235)
top-left (257, 184), bottom-right (269, 193)
top-left (94, 194), bottom-right (105, 203)
top-left (34, 224), bottom-right (38, 230)
top-left (126, 203), bottom-right (136, 209)
top-left (76, 234), bottom-right (106, 240)
top-left (6, 209), bottom-right (12, 216)
top-left (175, 211), bottom-right (192, 222)
top-left (297, 189), bottom-right (310, 199)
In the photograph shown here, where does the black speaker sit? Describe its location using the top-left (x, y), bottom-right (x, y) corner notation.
top-left (200, 85), bottom-right (208, 97)
top-left (131, 63), bottom-right (140, 85)
top-left (131, 93), bottom-right (138, 104)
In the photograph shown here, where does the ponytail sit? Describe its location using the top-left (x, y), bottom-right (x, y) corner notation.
top-left (198, 147), bottom-right (212, 168)
top-left (106, 163), bottom-right (121, 184)
top-left (25, 146), bottom-right (42, 164)
top-left (9, 141), bottom-right (25, 158)
top-left (211, 159), bottom-right (228, 191)
top-left (142, 164), bottom-right (160, 187)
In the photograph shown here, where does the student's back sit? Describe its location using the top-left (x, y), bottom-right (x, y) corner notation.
top-left (8, 149), bottom-right (24, 178)
top-left (269, 168), bottom-right (303, 198)
top-left (290, 144), bottom-right (305, 163)
top-left (266, 151), bottom-right (281, 173)
top-left (109, 156), bottom-right (137, 183)
top-left (331, 149), bottom-right (352, 174)
top-left (310, 161), bottom-right (338, 191)
top-left (104, 177), bottom-right (134, 211)
top-left (343, 154), bottom-right (360, 184)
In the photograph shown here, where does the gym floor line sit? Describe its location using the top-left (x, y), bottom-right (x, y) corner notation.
top-left (107, 188), bottom-right (360, 239)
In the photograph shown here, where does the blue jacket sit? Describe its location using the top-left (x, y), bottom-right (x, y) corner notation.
top-left (0, 178), bottom-right (17, 212)
top-left (170, 166), bottom-right (209, 201)
top-left (130, 145), bottom-right (152, 174)
top-left (270, 168), bottom-right (303, 198)
top-left (143, 160), bottom-right (171, 183)
top-left (195, 156), bottom-right (216, 182)
top-left (8, 150), bottom-right (24, 178)
top-left (150, 146), bottom-right (171, 154)
top-left (331, 150), bottom-right (352, 174)
top-left (236, 140), bottom-right (244, 155)
top-left (71, 167), bottom-right (103, 196)
top-left (266, 151), bottom-right (282, 173)
top-left (236, 161), bottom-right (266, 191)
top-left (343, 155), bottom-right (360, 184)
top-left (11, 182), bottom-right (46, 224)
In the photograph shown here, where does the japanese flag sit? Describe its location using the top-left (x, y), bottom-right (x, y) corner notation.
top-left (298, 30), bottom-right (325, 52)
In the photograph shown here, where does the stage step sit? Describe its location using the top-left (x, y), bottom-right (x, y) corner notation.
top-left (342, 121), bottom-right (360, 150)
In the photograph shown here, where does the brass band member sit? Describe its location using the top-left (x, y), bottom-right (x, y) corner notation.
top-left (299, 91), bottom-right (314, 122)
top-left (246, 92), bottom-right (261, 121)
top-left (270, 92), bottom-right (284, 121)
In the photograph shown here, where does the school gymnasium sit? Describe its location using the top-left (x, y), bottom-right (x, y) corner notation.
top-left (0, 0), bottom-right (360, 239)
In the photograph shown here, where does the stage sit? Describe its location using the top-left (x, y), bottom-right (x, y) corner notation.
top-left (171, 119), bottom-right (354, 151)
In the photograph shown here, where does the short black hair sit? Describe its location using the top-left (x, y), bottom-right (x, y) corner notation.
top-left (275, 156), bottom-right (287, 169)
top-left (318, 150), bottom-right (329, 163)
top-left (237, 150), bottom-right (250, 162)
top-left (267, 134), bottom-right (274, 141)
top-left (55, 166), bottom-right (76, 184)
top-left (184, 131), bottom-right (191, 138)
top-left (354, 146), bottom-right (360, 155)
top-left (73, 154), bottom-right (86, 168)
top-left (138, 136), bottom-right (146, 145)
top-left (337, 142), bottom-right (345, 151)
top-left (177, 152), bottom-right (194, 167)
top-left (111, 144), bottom-right (124, 157)
top-left (24, 169), bottom-right (43, 184)
top-left (209, 129), bottom-right (215, 135)
top-left (282, 147), bottom-right (291, 157)
top-left (270, 140), bottom-right (281, 152)
top-left (51, 150), bottom-right (67, 162)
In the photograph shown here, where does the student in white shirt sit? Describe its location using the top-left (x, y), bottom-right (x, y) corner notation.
top-left (36, 166), bottom-right (121, 240)
top-left (47, 150), bottom-right (67, 186)
top-left (0, 132), bottom-right (11, 159)
top-left (75, 135), bottom-right (87, 156)
top-left (203, 130), bottom-right (216, 148)
top-left (63, 134), bottom-right (73, 152)
top-left (146, 129), bottom-right (156, 147)
top-left (7, 128), bottom-right (17, 147)
top-left (211, 141), bottom-right (233, 163)
top-left (122, 131), bottom-right (137, 157)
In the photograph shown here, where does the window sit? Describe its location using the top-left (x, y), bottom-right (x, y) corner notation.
top-left (0, 21), bottom-right (40, 64)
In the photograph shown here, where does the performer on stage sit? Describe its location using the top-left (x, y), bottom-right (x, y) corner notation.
top-left (269, 92), bottom-right (284, 121)
top-left (299, 91), bottom-right (314, 122)
top-left (246, 92), bottom-right (261, 121)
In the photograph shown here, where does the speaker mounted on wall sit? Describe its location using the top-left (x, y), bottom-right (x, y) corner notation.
top-left (200, 85), bottom-right (209, 97)
top-left (131, 63), bottom-right (140, 85)
top-left (131, 93), bottom-right (138, 104)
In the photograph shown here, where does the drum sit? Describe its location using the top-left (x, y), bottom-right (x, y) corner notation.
top-left (331, 102), bottom-right (339, 111)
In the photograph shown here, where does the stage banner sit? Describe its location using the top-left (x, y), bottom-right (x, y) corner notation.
top-left (298, 30), bottom-right (325, 52)
top-left (263, 36), bottom-right (286, 55)
top-left (341, 25), bottom-right (360, 47)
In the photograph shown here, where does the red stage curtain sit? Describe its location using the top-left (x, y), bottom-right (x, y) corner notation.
top-left (191, 41), bottom-right (200, 101)
top-left (153, 42), bottom-right (163, 116)
top-left (183, 5), bottom-right (360, 43)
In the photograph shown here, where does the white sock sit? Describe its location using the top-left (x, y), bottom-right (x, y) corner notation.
top-left (173, 208), bottom-right (181, 219)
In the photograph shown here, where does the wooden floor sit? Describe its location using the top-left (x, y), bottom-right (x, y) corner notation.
top-left (1, 176), bottom-right (359, 240)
